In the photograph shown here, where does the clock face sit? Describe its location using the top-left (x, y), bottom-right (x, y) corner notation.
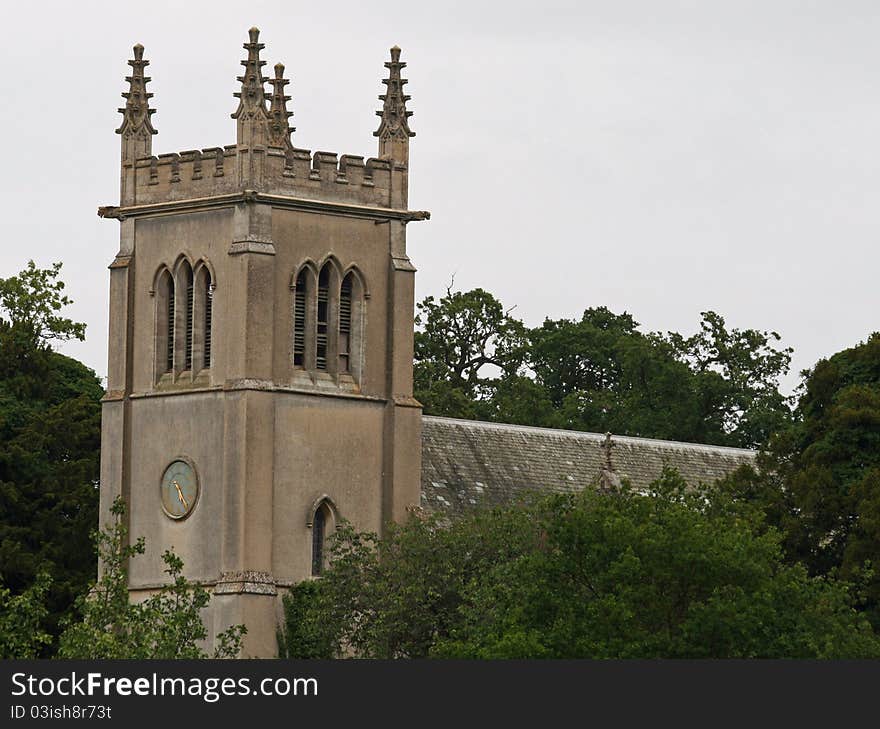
top-left (160, 459), bottom-right (199, 520)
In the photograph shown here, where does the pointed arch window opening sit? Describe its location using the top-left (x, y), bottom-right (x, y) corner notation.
top-left (311, 506), bottom-right (326, 576)
top-left (204, 281), bottom-right (213, 369)
top-left (316, 265), bottom-right (330, 371)
top-left (292, 264), bottom-right (365, 382)
top-left (293, 269), bottom-right (308, 368)
top-left (195, 266), bottom-right (214, 372)
top-left (155, 261), bottom-right (215, 384)
top-left (339, 274), bottom-right (353, 374)
top-left (184, 267), bottom-right (194, 371)
top-left (165, 274), bottom-right (175, 373)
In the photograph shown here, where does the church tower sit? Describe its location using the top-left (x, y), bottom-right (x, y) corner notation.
top-left (98, 29), bottom-right (428, 656)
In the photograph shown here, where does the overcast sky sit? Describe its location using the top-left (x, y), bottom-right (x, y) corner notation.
top-left (1, 1), bottom-right (878, 393)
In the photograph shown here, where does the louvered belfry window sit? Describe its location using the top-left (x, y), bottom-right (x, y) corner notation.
top-left (184, 266), bottom-right (194, 371)
top-left (311, 506), bottom-right (326, 576)
top-left (204, 274), bottom-right (213, 368)
top-left (292, 263), bottom-right (363, 379)
top-left (165, 274), bottom-right (175, 373)
top-left (316, 265), bottom-right (330, 370)
top-left (293, 269), bottom-right (307, 367)
top-left (339, 274), bottom-right (353, 373)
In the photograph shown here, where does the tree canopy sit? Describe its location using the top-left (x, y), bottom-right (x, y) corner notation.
top-left (280, 470), bottom-right (880, 659)
top-left (0, 260), bottom-right (86, 350)
top-left (57, 498), bottom-right (245, 659)
top-left (0, 260), bottom-right (101, 653)
top-left (721, 333), bottom-right (880, 621)
top-left (414, 287), bottom-right (793, 448)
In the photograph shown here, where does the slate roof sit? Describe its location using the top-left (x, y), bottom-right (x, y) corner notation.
top-left (420, 416), bottom-right (756, 516)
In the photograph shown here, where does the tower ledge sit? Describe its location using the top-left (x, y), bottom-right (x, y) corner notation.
top-left (98, 188), bottom-right (430, 222)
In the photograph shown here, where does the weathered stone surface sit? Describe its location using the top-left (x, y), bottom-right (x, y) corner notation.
top-left (101, 30), bottom-right (426, 658)
top-left (420, 416), bottom-right (755, 516)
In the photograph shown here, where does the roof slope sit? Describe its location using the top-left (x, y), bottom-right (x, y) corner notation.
top-left (420, 416), bottom-right (756, 516)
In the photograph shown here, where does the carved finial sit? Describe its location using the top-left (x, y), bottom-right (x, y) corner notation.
top-left (602, 432), bottom-right (614, 471)
top-left (598, 433), bottom-right (621, 492)
top-left (374, 45), bottom-right (414, 162)
top-left (268, 62), bottom-right (295, 149)
top-left (116, 43), bottom-right (157, 142)
top-left (232, 26), bottom-right (269, 120)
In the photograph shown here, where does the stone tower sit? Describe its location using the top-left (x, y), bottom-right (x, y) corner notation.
top-left (98, 28), bottom-right (428, 657)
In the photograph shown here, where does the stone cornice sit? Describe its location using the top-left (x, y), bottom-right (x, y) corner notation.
top-left (125, 381), bottom-right (388, 404)
top-left (128, 571), bottom-right (295, 594)
top-left (98, 190), bottom-right (430, 223)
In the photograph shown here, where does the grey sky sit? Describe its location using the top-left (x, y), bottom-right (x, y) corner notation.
top-left (1, 1), bottom-right (878, 393)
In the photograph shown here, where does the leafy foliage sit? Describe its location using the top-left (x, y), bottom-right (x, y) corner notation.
top-left (413, 288), bottom-right (792, 448)
top-left (414, 286), bottom-right (526, 419)
top-left (0, 572), bottom-right (52, 658)
top-left (58, 497), bottom-right (246, 659)
top-left (665, 310), bottom-right (794, 448)
top-left (277, 581), bottom-right (335, 659)
top-left (281, 472), bottom-right (879, 659)
top-left (0, 260), bottom-right (101, 653)
top-left (0, 260), bottom-right (86, 349)
top-left (723, 334), bottom-right (880, 619)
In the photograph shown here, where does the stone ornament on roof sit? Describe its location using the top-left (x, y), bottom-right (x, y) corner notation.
top-left (117, 44), bottom-right (157, 165)
top-left (117, 43), bottom-right (157, 139)
top-left (232, 27), bottom-right (269, 121)
top-left (374, 46), bottom-right (415, 162)
top-left (268, 62), bottom-right (294, 150)
top-left (599, 432), bottom-right (623, 492)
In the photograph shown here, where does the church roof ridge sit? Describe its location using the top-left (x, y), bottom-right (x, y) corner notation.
top-left (420, 415), bottom-right (757, 457)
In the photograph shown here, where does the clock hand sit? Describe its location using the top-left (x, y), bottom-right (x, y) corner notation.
top-left (172, 479), bottom-right (189, 510)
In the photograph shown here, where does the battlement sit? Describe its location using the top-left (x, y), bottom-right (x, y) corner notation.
top-left (115, 28), bottom-right (415, 212)
top-left (127, 145), bottom-right (399, 208)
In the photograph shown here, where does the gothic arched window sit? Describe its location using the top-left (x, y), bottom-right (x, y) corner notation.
top-left (338, 269), bottom-right (365, 382)
top-left (309, 497), bottom-right (337, 577)
top-left (292, 261), bottom-right (365, 382)
top-left (158, 269), bottom-right (175, 374)
top-left (293, 268), bottom-right (309, 368)
top-left (204, 275), bottom-right (213, 368)
top-left (193, 265), bottom-right (213, 372)
top-left (183, 263), bottom-right (194, 371)
top-left (338, 274), bottom-right (352, 373)
top-left (311, 504), bottom-right (327, 576)
top-left (156, 259), bottom-right (216, 384)
top-left (316, 264), bottom-right (331, 370)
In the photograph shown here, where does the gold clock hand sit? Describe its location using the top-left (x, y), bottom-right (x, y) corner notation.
top-left (172, 479), bottom-right (189, 510)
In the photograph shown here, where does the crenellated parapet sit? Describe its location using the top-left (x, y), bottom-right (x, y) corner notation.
top-left (125, 145), bottom-right (401, 208)
top-left (111, 28), bottom-right (420, 213)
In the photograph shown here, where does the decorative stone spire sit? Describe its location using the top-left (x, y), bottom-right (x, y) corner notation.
top-left (116, 44), bottom-right (157, 162)
top-left (232, 27), bottom-right (270, 147)
top-left (267, 62), bottom-right (294, 150)
top-left (374, 46), bottom-right (414, 163)
top-left (599, 433), bottom-right (622, 492)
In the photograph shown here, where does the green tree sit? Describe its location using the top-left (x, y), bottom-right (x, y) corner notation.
top-left (0, 261), bottom-right (86, 350)
top-left (414, 286), bottom-right (526, 419)
top-left (414, 286), bottom-right (792, 447)
top-left (0, 260), bottom-right (102, 652)
top-left (434, 471), bottom-right (877, 658)
top-left (728, 335), bottom-right (880, 617)
top-left (528, 308), bottom-right (704, 440)
top-left (282, 472), bottom-right (879, 659)
top-left (277, 581), bottom-right (335, 659)
top-left (280, 505), bottom-right (540, 659)
top-left (666, 310), bottom-right (793, 448)
top-left (58, 498), bottom-right (246, 659)
top-left (0, 572), bottom-right (52, 658)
